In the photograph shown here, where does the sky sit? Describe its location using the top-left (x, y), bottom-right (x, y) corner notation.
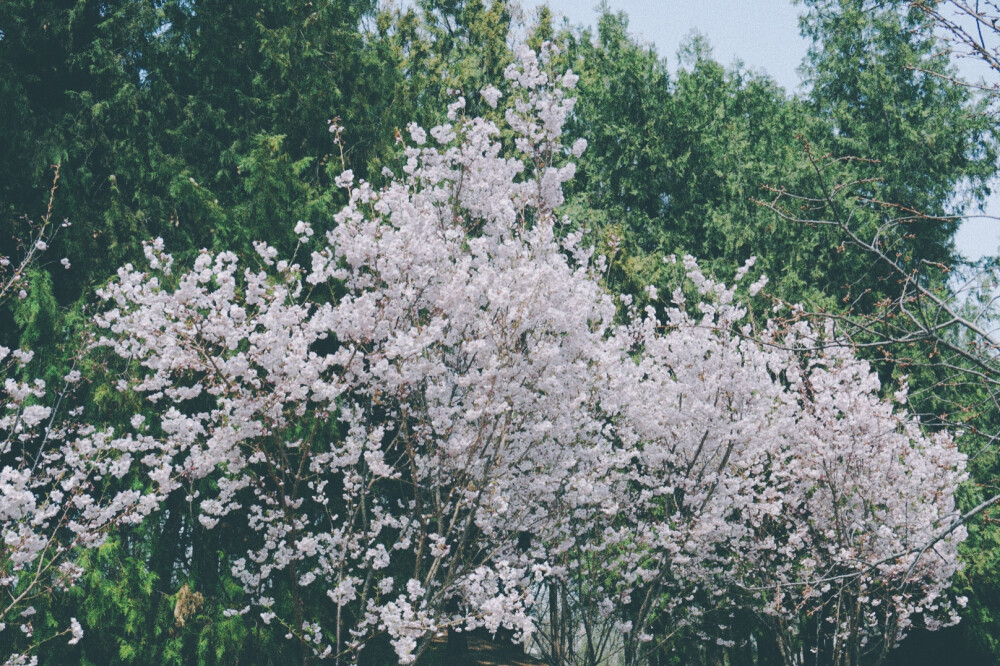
top-left (522, 0), bottom-right (1000, 261)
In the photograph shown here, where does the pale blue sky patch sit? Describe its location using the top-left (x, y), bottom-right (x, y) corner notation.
top-left (533, 0), bottom-right (809, 90)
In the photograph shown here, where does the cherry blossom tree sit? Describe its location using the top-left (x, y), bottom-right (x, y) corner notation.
top-left (2, 43), bottom-right (970, 666)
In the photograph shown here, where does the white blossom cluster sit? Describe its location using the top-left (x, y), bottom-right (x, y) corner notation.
top-left (2, 44), bottom-right (967, 664)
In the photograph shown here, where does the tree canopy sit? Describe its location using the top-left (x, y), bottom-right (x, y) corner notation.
top-left (1, 1), bottom-right (999, 665)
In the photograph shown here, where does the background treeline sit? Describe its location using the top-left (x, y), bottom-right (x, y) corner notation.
top-left (1, 0), bottom-right (998, 664)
